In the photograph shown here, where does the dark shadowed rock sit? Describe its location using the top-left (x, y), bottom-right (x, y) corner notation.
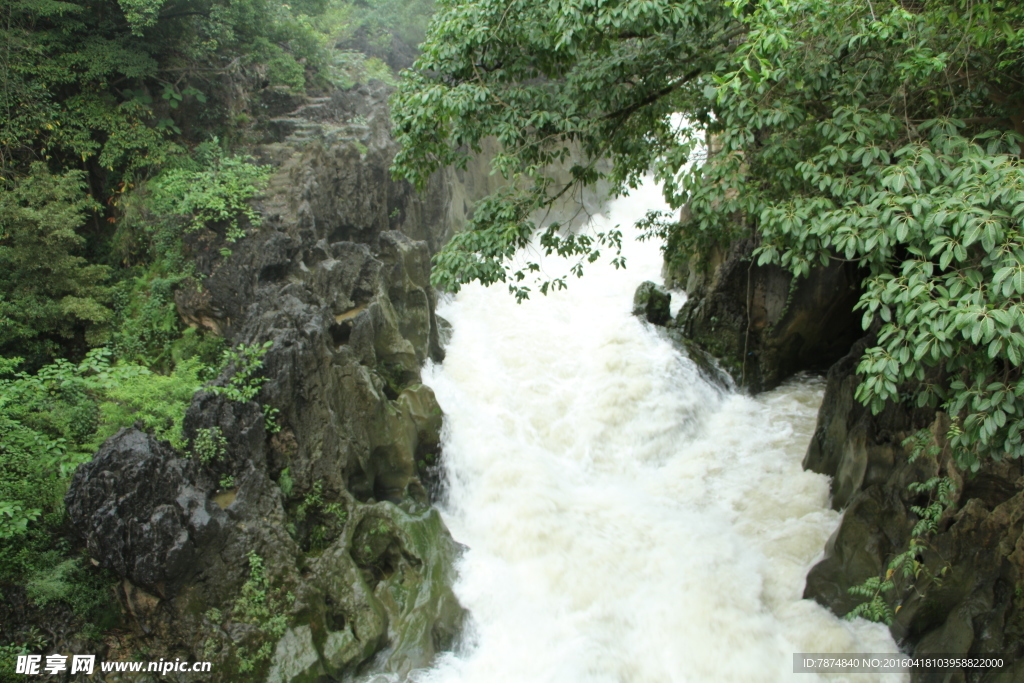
top-left (669, 234), bottom-right (862, 392)
top-left (65, 428), bottom-right (223, 594)
top-left (801, 340), bottom-right (1024, 679)
top-left (632, 281), bottom-right (672, 326)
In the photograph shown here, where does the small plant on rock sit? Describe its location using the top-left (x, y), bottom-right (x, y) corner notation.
top-left (209, 341), bottom-right (282, 433)
top-left (231, 551), bottom-right (291, 674)
top-left (846, 430), bottom-right (957, 624)
top-left (191, 427), bottom-right (227, 464)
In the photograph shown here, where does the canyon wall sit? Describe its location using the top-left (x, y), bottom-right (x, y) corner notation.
top-left (66, 81), bottom-right (498, 682)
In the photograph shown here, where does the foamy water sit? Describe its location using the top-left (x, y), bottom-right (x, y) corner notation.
top-left (404, 180), bottom-right (903, 683)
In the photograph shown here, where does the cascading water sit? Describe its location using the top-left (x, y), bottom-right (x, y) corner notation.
top-left (409, 179), bottom-right (905, 683)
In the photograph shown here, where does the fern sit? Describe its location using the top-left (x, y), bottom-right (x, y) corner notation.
top-left (846, 449), bottom-right (957, 624)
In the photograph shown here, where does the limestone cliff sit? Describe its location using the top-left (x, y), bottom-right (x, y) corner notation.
top-left (66, 81), bottom-right (490, 682)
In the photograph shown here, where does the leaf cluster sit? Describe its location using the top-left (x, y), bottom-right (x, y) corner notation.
top-left (146, 141), bottom-right (272, 243)
top-left (229, 551), bottom-right (291, 674)
top-left (209, 340), bottom-right (273, 403)
top-left (701, 0), bottom-right (1024, 470)
top-left (391, 0), bottom-right (738, 299)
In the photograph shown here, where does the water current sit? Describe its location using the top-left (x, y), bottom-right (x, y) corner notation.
top-left (410, 179), bottom-right (905, 683)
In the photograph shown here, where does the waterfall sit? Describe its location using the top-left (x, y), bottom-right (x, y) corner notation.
top-left (409, 179), bottom-right (905, 683)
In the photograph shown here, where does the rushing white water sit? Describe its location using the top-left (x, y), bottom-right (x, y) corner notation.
top-left (412, 180), bottom-right (905, 683)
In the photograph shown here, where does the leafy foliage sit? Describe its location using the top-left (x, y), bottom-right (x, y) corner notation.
top-left (210, 340), bottom-right (273, 403)
top-left (707, 0), bottom-right (1024, 473)
top-left (288, 480), bottom-right (348, 553)
top-left (345, 0), bottom-right (434, 52)
top-left (0, 0), bottom-right (328, 370)
top-left (392, 0), bottom-right (737, 300)
top-left (0, 165), bottom-right (111, 363)
top-left (0, 348), bottom-right (204, 585)
top-left (191, 426), bottom-right (227, 464)
top-left (230, 551), bottom-right (291, 674)
top-left (206, 340), bottom-right (282, 435)
top-left (0, 0), bottom-right (334, 174)
top-left (393, 0), bottom-right (1024, 469)
top-left (0, 0), bottom-right (433, 659)
top-left (147, 141), bottom-right (272, 243)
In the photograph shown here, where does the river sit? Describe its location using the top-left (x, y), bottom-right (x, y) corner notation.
top-left (409, 179), bottom-right (904, 683)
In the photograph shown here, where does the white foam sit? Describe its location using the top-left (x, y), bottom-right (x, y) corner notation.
top-left (411, 180), bottom-right (904, 683)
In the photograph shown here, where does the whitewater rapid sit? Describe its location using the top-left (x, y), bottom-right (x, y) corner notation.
top-left (411, 180), bottom-right (904, 683)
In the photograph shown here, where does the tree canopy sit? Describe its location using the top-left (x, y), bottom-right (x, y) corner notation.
top-left (392, 0), bottom-right (1024, 470)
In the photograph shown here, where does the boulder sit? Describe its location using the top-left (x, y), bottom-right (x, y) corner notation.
top-left (632, 281), bottom-right (672, 326)
top-left (65, 428), bottom-right (223, 594)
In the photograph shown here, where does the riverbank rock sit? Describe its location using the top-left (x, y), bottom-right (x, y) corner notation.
top-left (66, 81), bottom-right (470, 682)
top-left (632, 281), bottom-right (672, 325)
top-left (668, 233), bottom-right (862, 392)
top-left (802, 340), bottom-right (1024, 680)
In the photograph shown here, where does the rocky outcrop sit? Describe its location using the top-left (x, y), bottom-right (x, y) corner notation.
top-left (65, 429), bottom-right (223, 595)
top-left (629, 280), bottom-right (734, 391)
top-left (666, 219), bottom-right (1024, 678)
top-left (802, 341), bottom-right (1024, 681)
top-left (632, 281), bottom-right (672, 326)
top-left (669, 234), bottom-right (863, 392)
top-left (67, 81), bottom-right (472, 682)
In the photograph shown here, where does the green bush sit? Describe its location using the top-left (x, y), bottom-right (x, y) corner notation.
top-left (0, 348), bottom-right (206, 581)
top-left (93, 356), bottom-right (205, 450)
top-left (191, 427), bottom-right (228, 464)
top-left (231, 552), bottom-right (291, 674)
top-left (148, 141), bottom-right (273, 244)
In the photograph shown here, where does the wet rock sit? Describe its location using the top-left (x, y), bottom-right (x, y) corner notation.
top-left (803, 336), bottom-right (924, 509)
top-left (435, 315), bottom-right (453, 351)
top-left (660, 326), bottom-right (734, 393)
top-left (669, 234), bottom-right (862, 392)
top-left (298, 502), bottom-right (464, 680)
top-left (354, 503), bottom-right (465, 679)
top-left (801, 340), bottom-right (1024, 677)
top-left (632, 281), bottom-right (671, 326)
top-left (265, 625), bottom-right (324, 683)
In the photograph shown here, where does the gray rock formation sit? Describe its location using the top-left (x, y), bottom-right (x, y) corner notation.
top-left (65, 429), bottom-right (223, 594)
top-left (802, 340), bottom-right (1024, 680)
top-left (66, 81), bottom-right (476, 682)
top-left (668, 234), bottom-right (863, 392)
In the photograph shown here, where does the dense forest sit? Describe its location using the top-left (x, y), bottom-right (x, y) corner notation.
top-left (0, 0), bottom-right (432, 674)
